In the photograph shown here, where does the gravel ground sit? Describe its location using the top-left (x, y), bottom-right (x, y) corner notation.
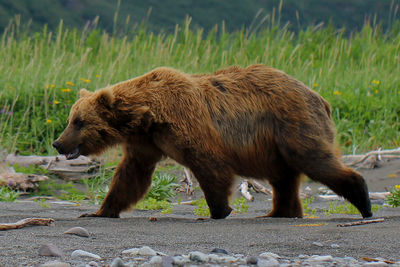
top-left (0, 159), bottom-right (399, 266)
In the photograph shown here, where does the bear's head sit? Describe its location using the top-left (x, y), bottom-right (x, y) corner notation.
top-left (53, 88), bottom-right (122, 159)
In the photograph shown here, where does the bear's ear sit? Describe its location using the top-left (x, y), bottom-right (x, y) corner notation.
top-left (80, 88), bottom-right (92, 98)
top-left (95, 89), bottom-right (114, 109)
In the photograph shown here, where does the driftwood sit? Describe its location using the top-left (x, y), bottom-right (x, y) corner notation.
top-left (239, 181), bottom-right (254, 201)
top-left (0, 218), bottom-right (54, 231)
top-left (337, 218), bottom-right (385, 227)
top-left (180, 167), bottom-right (195, 195)
top-left (342, 147), bottom-right (400, 168)
top-left (319, 192), bottom-right (391, 201)
top-left (5, 152), bottom-right (100, 181)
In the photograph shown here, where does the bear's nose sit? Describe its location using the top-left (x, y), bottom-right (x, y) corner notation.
top-left (52, 141), bottom-right (61, 151)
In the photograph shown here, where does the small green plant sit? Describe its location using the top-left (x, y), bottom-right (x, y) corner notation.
top-left (0, 186), bottom-right (20, 202)
top-left (146, 171), bottom-right (179, 201)
top-left (232, 197), bottom-right (249, 214)
top-left (324, 201), bottom-right (382, 216)
top-left (34, 198), bottom-right (51, 208)
top-left (193, 198), bottom-right (211, 217)
top-left (136, 197), bottom-right (173, 212)
top-left (35, 180), bottom-right (86, 203)
top-left (302, 196), bottom-right (317, 217)
top-left (386, 185), bottom-right (400, 207)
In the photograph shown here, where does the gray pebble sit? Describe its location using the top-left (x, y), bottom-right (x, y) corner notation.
top-left (40, 261), bottom-right (71, 267)
top-left (247, 256), bottom-right (258, 265)
top-left (172, 255), bottom-right (190, 266)
top-left (110, 257), bottom-right (126, 267)
top-left (208, 254), bottom-right (221, 263)
top-left (312, 241), bottom-right (324, 247)
top-left (63, 227), bottom-right (90, 238)
top-left (138, 246), bottom-right (157, 256)
top-left (331, 243), bottom-right (340, 248)
top-left (71, 249), bottom-right (101, 260)
top-left (161, 256), bottom-right (174, 267)
top-left (211, 248), bottom-right (228, 254)
top-left (307, 255), bottom-right (334, 262)
top-left (39, 243), bottom-right (64, 258)
top-left (149, 256), bottom-right (163, 265)
top-left (257, 258), bottom-right (279, 267)
top-left (87, 261), bottom-right (100, 267)
top-left (189, 251), bottom-right (209, 263)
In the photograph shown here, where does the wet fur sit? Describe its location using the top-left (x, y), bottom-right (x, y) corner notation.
top-left (54, 64), bottom-right (372, 219)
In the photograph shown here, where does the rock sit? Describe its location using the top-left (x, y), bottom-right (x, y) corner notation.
top-left (330, 243), bottom-right (340, 248)
top-left (208, 253), bottom-right (221, 263)
top-left (40, 261), bottom-right (71, 267)
top-left (63, 227), bottom-right (90, 238)
top-left (148, 256), bottom-right (163, 266)
top-left (39, 244), bottom-right (64, 258)
top-left (88, 261), bottom-right (100, 267)
top-left (172, 255), bottom-right (189, 266)
top-left (189, 251), bottom-right (209, 263)
top-left (138, 246), bottom-right (157, 256)
top-left (259, 252), bottom-right (280, 259)
top-left (257, 258), bottom-right (280, 267)
top-left (220, 255), bottom-right (238, 263)
top-left (363, 262), bottom-right (388, 267)
top-left (307, 255), bottom-right (334, 262)
top-left (161, 256), bottom-right (174, 267)
top-left (71, 249), bottom-right (101, 260)
top-left (312, 241), bottom-right (324, 247)
top-left (122, 248), bottom-right (139, 255)
top-left (211, 248), bottom-right (228, 254)
top-left (110, 257), bottom-right (126, 267)
top-left (247, 256), bottom-right (259, 265)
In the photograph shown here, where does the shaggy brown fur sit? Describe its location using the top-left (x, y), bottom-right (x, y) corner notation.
top-left (53, 64), bottom-right (372, 219)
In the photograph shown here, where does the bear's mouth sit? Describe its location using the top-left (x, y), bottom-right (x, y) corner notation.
top-left (65, 146), bottom-right (81, 160)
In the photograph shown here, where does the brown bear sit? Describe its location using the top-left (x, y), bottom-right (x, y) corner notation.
top-left (53, 64), bottom-right (372, 219)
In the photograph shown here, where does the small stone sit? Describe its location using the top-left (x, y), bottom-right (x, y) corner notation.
top-left (247, 256), bottom-right (259, 265)
top-left (110, 257), bottom-right (126, 267)
top-left (88, 261), bottom-right (100, 267)
top-left (138, 246), bottom-right (157, 256)
top-left (39, 244), bottom-right (64, 257)
top-left (40, 261), bottom-right (71, 267)
top-left (308, 255), bottom-right (333, 262)
top-left (259, 252), bottom-right (280, 259)
top-left (189, 251), bottom-right (209, 263)
top-left (71, 249), bottom-right (101, 260)
top-left (312, 241), bottom-right (324, 247)
top-left (172, 255), bottom-right (189, 266)
top-left (363, 262), bottom-right (388, 267)
top-left (298, 254), bottom-right (309, 259)
top-left (161, 256), bottom-right (174, 267)
top-left (122, 248), bottom-right (139, 255)
top-left (208, 254), bottom-right (221, 263)
top-left (148, 256), bottom-right (163, 266)
top-left (220, 256), bottom-right (238, 263)
top-left (211, 248), bottom-right (228, 254)
top-left (330, 243), bottom-right (340, 248)
top-left (63, 227), bottom-right (90, 238)
top-left (257, 258), bottom-right (279, 267)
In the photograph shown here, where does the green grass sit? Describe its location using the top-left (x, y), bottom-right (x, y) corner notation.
top-left (0, 17), bottom-right (399, 155)
top-left (386, 185), bottom-right (400, 207)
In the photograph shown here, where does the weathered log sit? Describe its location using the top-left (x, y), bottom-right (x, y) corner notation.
top-left (337, 218), bottom-right (385, 227)
top-left (342, 147), bottom-right (400, 168)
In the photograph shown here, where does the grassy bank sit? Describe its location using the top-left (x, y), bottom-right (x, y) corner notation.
top-left (0, 19), bottom-right (399, 155)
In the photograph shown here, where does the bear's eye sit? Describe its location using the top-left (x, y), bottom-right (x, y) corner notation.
top-left (73, 118), bottom-right (84, 129)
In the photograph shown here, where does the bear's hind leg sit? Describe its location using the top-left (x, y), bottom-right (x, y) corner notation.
top-left (261, 170), bottom-right (303, 218)
top-left (302, 155), bottom-right (372, 218)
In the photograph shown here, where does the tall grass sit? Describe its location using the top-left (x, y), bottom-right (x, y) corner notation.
top-left (0, 17), bottom-right (399, 155)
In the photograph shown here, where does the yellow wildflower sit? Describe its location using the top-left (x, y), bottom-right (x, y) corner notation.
top-left (313, 83), bottom-right (318, 88)
top-left (46, 119), bottom-right (52, 124)
top-left (395, 185), bottom-right (400, 190)
top-left (96, 74), bottom-right (101, 78)
top-left (66, 81), bottom-right (74, 86)
top-left (375, 89), bottom-right (379, 94)
top-left (54, 100), bottom-right (60, 104)
top-left (371, 79), bottom-right (380, 85)
top-left (80, 78), bottom-right (91, 83)
top-left (333, 91), bottom-right (341, 96)
top-left (61, 88), bottom-right (72, 93)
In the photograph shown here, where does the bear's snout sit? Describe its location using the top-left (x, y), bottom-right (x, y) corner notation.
top-left (52, 140), bottom-right (62, 153)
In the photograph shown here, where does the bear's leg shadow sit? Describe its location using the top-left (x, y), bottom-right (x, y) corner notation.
top-left (80, 147), bottom-right (162, 218)
top-left (302, 153), bottom-right (372, 218)
top-left (190, 166), bottom-right (234, 219)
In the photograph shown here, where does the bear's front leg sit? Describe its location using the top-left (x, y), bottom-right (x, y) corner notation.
top-left (80, 146), bottom-right (162, 218)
